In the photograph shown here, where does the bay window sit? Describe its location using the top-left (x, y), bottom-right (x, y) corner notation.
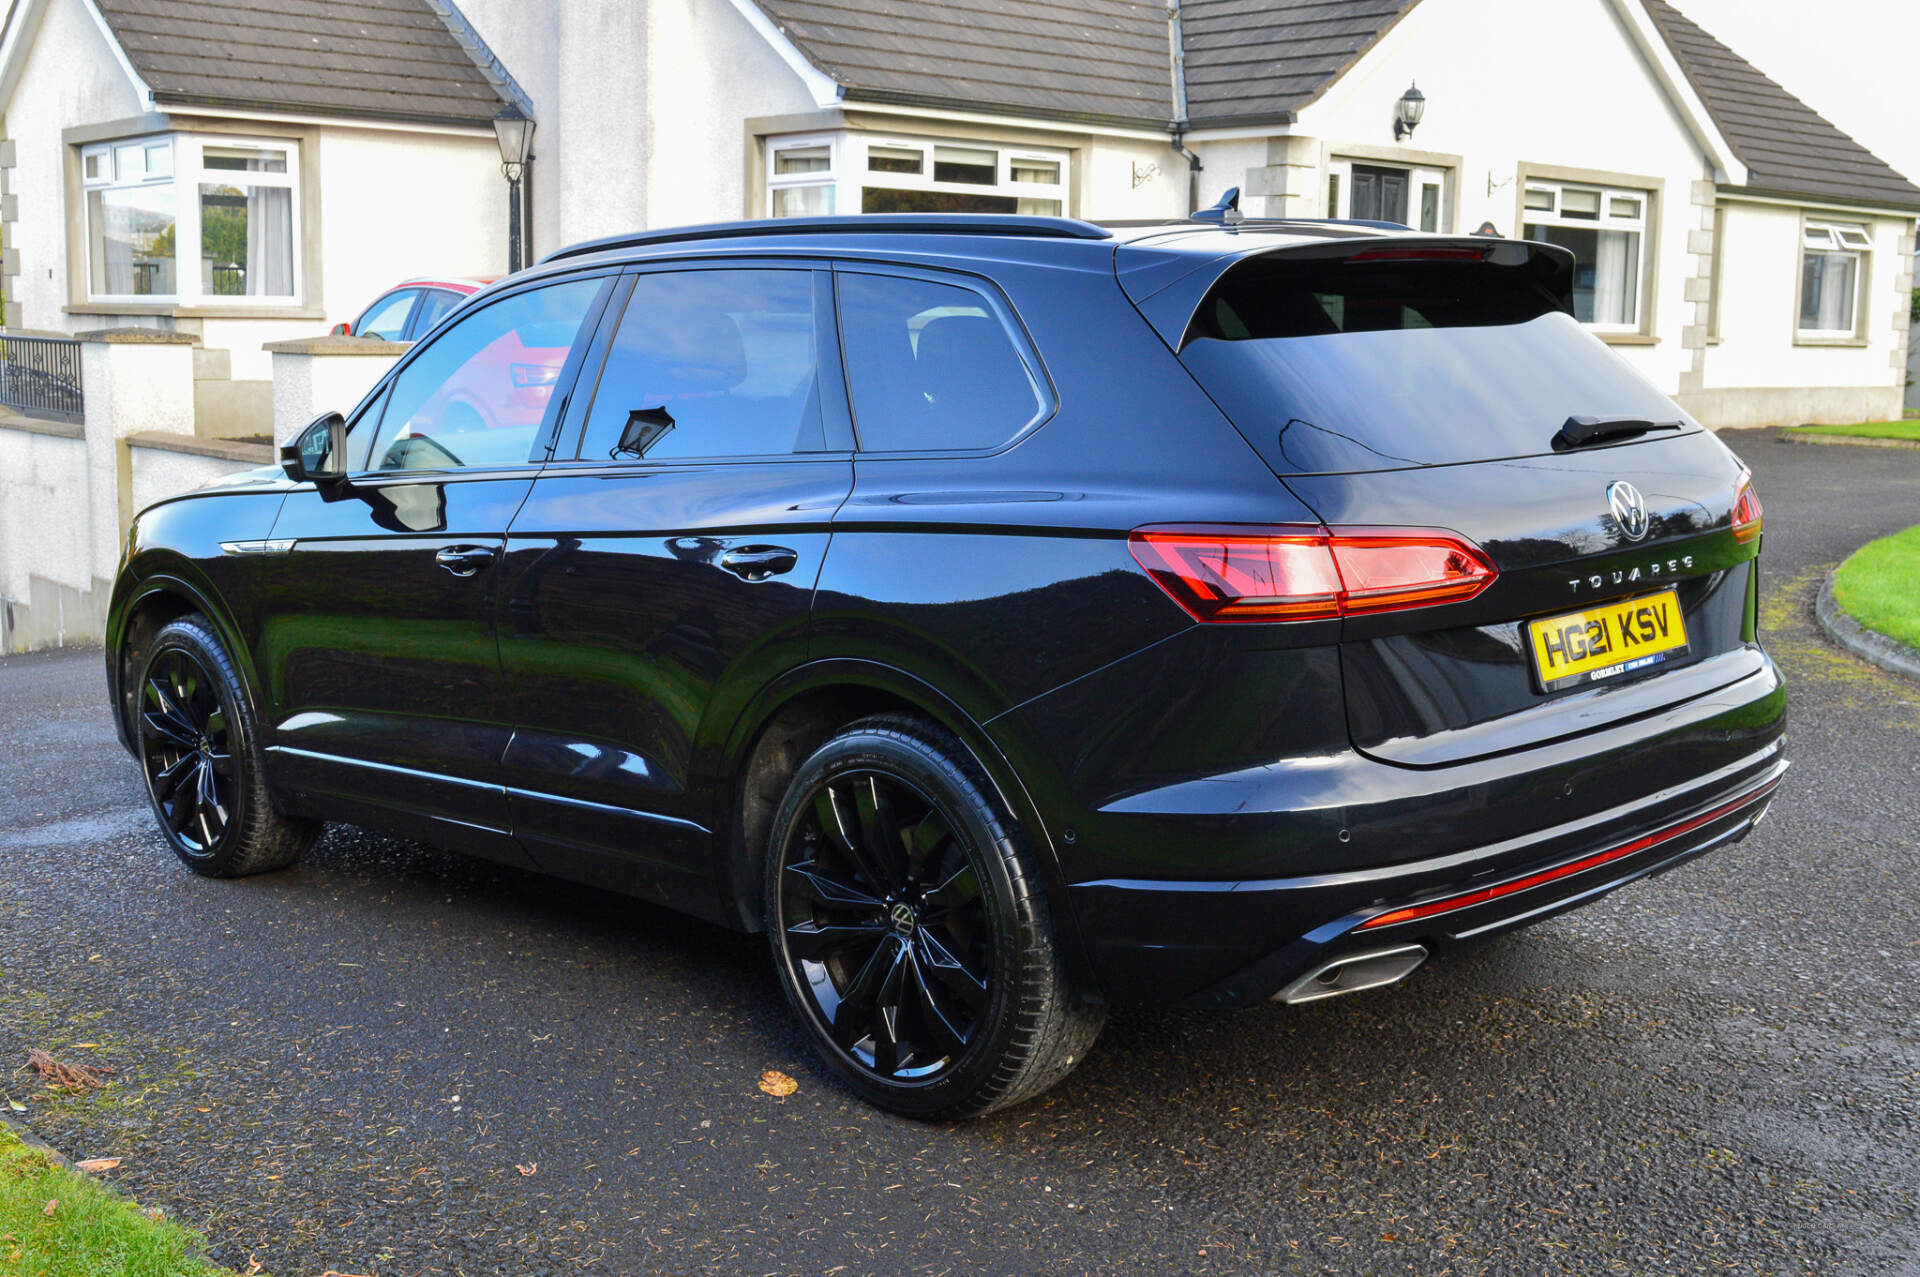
top-left (1798, 220), bottom-right (1870, 338)
top-left (1523, 180), bottom-right (1651, 331)
top-left (765, 134), bottom-right (1068, 219)
top-left (81, 134), bottom-right (301, 305)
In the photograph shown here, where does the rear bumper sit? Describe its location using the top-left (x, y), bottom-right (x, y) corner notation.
top-left (1066, 725), bottom-right (1786, 1008)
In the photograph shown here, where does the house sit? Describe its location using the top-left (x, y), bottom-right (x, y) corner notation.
top-left (0, 0), bottom-right (519, 426)
top-left (1, 0), bottom-right (1915, 430)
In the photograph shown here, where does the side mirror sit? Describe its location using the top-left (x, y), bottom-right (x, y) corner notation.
top-left (280, 412), bottom-right (348, 485)
top-left (331, 322), bottom-right (352, 336)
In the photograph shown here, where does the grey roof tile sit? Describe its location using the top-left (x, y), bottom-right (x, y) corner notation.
top-left (1643, 0), bottom-right (1920, 211)
top-left (93, 0), bottom-right (507, 127)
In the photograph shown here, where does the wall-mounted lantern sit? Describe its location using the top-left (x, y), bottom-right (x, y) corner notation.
top-left (1393, 82), bottom-right (1426, 142)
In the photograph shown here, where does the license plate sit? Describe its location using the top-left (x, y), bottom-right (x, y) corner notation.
top-left (1527, 589), bottom-right (1688, 692)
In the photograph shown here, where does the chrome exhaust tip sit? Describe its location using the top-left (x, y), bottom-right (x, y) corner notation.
top-left (1275, 944), bottom-right (1428, 1005)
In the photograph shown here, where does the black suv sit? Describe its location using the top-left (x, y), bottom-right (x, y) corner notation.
top-left (107, 209), bottom-right (1784, 1118)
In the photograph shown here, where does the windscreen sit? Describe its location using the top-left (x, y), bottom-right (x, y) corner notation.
top-left (1178, 254), bottom-right (1696, 474)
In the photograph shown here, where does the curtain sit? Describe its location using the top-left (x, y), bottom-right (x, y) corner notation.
top-left (246, 186), bottom-right (294, 296)
top-left (1803, 253), bottom-right (1855, 331)
top-left (1592, 230), bottom-right (1638, 327)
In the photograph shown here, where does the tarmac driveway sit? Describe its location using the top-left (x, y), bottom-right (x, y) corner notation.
top-left (2, 428), bottom-right (1917, 1276)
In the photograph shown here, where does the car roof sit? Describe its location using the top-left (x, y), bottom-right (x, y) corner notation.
top-left (389, 275), bottom-right (497, 294)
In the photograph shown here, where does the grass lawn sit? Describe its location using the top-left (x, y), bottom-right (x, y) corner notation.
top-left (1789, 420), bottom-right (1920, 442)
top-left (0, 1123), bottom-right (245, 1277)
top-left (1834, 524), bottom-right (1920, 651)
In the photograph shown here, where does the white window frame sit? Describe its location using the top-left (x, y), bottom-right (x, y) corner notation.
top-left (1796, 218), bottom-right (1870, 340)
top-left (763, 132), bottom-right (1070, 220)
top-left (79, 133), bottom-right (303, 307)
top-left (1522, 179), bottom-right (1653, 333)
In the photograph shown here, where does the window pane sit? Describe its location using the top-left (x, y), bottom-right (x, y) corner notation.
top-left (1608, 196), bottom-right (1641, 219)
top-left (1800, 251), bottom-right (1857, 332)
top-left (412, 288), bottom-right (462, 337)
top-left (772, 184), bottom-right (834, 217)
top-left (1327, 173), bottom-right (1340, 218)
top-left (578, 270), bottom-right (820, 461)
top-left (773, 144), bottom-right (830, 175)
top-left (933, 145), bottom-right (996, 185)
top-left (863, 187), bottom-right (1016, 213)
top-left (1015, 197), bottom-right (1062, 216)
top-left (114, 143), bottom-right (143, 182)
top-left (200, 183), bottom-right (293, 295)
top-left (1524, 223), bottom-right (1639, 325)
top-left (1523, 188), bottom-right (1554, 212)
top-left (1559, 188), bottom-right (1601, 220)
top-left (839, 273), bottom-right (1040, 451)
top-left (1802, 226), bottom-right (1835, 250)
top-left (367, 279), bottom-right (601, 471)
top-left (1834, 226), bottom-right (1872, 250)
top-left (868, 145), bottom-right (922, 174)
top-left (356, 290), bottom-right (418, 340)
top-left (1419, 183), bottom-right (1438, 232)
top-left (87, 186), bottom-right (176, 296)
top-left (1011, 158), bottom-right (1060, 185)
top-left (145, 142), bottom-right (172, 179)
top-left (84, 151), bottom-right (110, 182)
top-left (204, 146), bottom-right (288, 173)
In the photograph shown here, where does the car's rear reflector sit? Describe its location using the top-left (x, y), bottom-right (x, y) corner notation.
top-left (1355, 772), bottom-right (1783, 931)
top-left (1731, 469), bottom-right (1763, 543)
top-left (1129, 525), bottom-right (1496, 624)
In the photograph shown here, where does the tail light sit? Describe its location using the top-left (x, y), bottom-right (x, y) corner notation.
top-left (1731, 470), bottom-right (1763, 543)
top-left (1129, 525), bottom-right (1497, 624)
top-left (511, 362), bottom-right (561, 388)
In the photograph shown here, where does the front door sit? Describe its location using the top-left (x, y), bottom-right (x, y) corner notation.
top-left (497, 266), bottom-right (853, 918)
top-left (1350, 164), bottom-right (1410, 225)
top-left (260, 274), bottom-right (614, 857)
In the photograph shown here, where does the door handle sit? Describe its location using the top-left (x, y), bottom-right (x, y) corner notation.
top-left (719, 545), bottom-right (799, 582)
top-left (435, 544), bottom-right (497, 578)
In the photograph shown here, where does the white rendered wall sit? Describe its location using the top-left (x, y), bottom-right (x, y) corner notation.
top-left (1707, 202), bottom-right (1911, 394)
top-left (4, 0), bottom-right (149, 331)
top-left (128, 445), bottom-right (253, 516)
top-left (0, 427), bottom-right (92, 602)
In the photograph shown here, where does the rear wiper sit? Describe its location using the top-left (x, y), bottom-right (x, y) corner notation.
top-left (1554, 415), bottom-right (1685, 450)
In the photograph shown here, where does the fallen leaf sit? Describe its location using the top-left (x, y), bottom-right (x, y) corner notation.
top-left (516, 1162), bottom-right (538, 1176)
top-left (41, 1200), bottom-right (56, 1217)
top-left (75, 1158), bottom-right (122, 1173)
top-left (72, 1044), bottom-right (98, 1050)
top-left (244, 1257), bottom-right (263, 1276)
top-left (758, 1070), bottom-right (798, 1098)
top-left (6, 1099), bottom-right (24, 1113)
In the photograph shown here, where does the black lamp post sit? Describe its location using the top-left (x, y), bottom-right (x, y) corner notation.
top-left (492, 104), bottom-right (535, 273)
top-left (1393, 82), bottom-right (1426, 142)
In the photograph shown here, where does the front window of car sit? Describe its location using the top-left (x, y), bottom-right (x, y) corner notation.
top-left (356, 290), bottom-right (418, 340)
top-left (361, 278), bottom-right (603, 472)
top-left (80, 134), bottom-right (302, 305)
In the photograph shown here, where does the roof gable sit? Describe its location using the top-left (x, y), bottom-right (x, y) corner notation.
top-left (90, 0), bottom-right (509, 128)
top-left (1641, 0), bottom-right (1920, 212)
top-left (1180, 0), bottom-right (1419, 126)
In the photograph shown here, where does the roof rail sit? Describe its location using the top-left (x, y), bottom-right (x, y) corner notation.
top-left (540, 214), bottom-right (1113, 265)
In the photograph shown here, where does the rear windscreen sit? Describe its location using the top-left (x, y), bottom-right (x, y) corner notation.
top-left (1179, 255), bottom-right (1695, 474)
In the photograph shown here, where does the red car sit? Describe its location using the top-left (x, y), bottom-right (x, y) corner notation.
top-left (332, 276), bottom-right (497, 341)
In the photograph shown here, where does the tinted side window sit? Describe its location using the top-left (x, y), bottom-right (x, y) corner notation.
top-left (576, 269), bottom-right (822, 462)
top-left (838, 272), bottom-right (1041, 452)
top-left (364, 278), bottom-right (602, 472)
top-left (356, 289), bottom-right (418, 340)
top-left (410, 288), bottom-right (463, 338)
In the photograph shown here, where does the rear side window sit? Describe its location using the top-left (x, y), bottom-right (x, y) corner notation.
top-left (576, 269), bottom-right (822, 461)
top-left (837, 272), bottom-right (1042, 452)
top-left (410, 288), bottom-right (463, 338)
top-left (1180, 253), bottom-right (1693, 474)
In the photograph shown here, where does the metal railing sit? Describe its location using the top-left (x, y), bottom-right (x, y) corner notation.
top-left (0, 334), bottom-right (84, 423)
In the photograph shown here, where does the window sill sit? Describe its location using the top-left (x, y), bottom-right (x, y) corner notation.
top-left (1793, 334), bottom-right (1870, 348)
top-left (1597, 333), bottom-right (1659, 346)
top-left (65, 302), bottom-right (327, 321)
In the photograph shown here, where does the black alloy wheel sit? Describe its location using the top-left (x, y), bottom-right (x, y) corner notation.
top-left (135, 615), bottom-right (319, 876)
top-left (766, 715), bottom-right (1104, 1118)
top-left (780, 769), bottom-right (991, 1080)
top-left (139, 646), bottom-right (235, 857)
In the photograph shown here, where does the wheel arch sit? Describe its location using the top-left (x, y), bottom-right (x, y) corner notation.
top-left (110, 572), bottom-right (265, 756)
top-left (710, 658), bottom-right (1094, 991)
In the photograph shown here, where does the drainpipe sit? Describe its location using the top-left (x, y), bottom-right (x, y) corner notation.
top-left (1167, 0), bottom-right (1200, 215)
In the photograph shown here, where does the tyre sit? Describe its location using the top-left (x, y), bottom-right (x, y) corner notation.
top-left (764, 714), bottom-right (1104, 1118)
top-left (133, 615), bottom-right (320, 876)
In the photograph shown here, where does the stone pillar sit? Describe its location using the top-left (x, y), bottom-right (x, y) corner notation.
top-left (79, 328), bottom-right (200, 582)
top-left (1240, 135), bottom-right (1322, 220)
top-left (264, 335), bottom-right (409, 446)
